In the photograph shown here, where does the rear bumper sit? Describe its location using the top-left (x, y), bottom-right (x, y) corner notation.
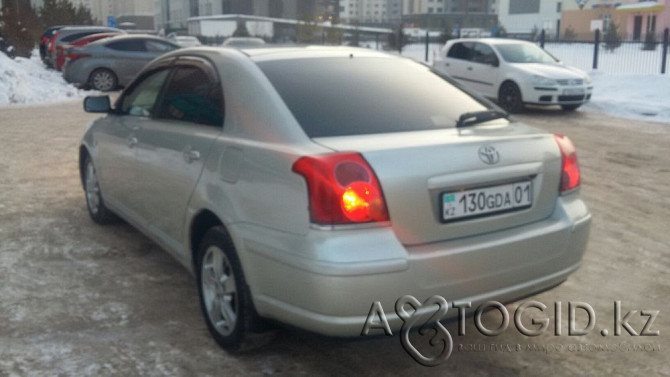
top-left (62, 61), bottom-right (90, 87)
top-left (234, 194), bottom-right (591, 337)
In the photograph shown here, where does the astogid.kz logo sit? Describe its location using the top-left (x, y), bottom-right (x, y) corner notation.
top-left (361, 296), bottom-right (660, 367)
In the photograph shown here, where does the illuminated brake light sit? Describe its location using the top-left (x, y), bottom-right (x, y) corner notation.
top-left (292, 152), bottom-right (389, 225)
top-left (554, 134), bottom-right (580, 193)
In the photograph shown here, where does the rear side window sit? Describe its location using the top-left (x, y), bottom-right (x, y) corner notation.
top-left (146, 40), bottom-right (178, 52)
top-left (107, 39), bottom-right (146, 52)
top-left (257, 57), bottom-right (488, 137)
top-left (156, 66), bottom-right (223, 126)
top-left (447, 42), bottom-right (474, 60)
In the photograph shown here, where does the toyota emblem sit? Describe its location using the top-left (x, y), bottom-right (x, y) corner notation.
top-left (478, 145), bottom-right (500, 165)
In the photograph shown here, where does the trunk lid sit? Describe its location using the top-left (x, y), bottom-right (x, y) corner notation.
top-left (313, 122), bottom-right (562, 246)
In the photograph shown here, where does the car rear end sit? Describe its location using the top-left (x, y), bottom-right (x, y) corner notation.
top-left (62, 44), bottom-right (100, 87)
top-left (57, 32), bottom-right (121, 71)
top-left (231, 49), bottom-right (591, 337)
top-left (49, 27), bottom-right (122, 69)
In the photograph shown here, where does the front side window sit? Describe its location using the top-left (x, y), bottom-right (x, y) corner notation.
top-left (472, 43), bottom-right (499, 65)
top-left (447, 42), bottom-right (474, 60)
top-left (107, 39), bottom-right (146, 52)
top-left (156, 66), bottom-right (223, 126)
top-left (120, 69), bottom-right (170, 116)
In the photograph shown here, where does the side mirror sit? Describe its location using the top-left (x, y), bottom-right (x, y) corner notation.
top-left (83, 95), bottom-right (111, 113)
top-left (490, 59), bottom-right (500, 67)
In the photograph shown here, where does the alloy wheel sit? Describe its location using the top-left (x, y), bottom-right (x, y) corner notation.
top-left (85, 161), bottom-right (100, 215)
top-left (201, 245), bottom-right (239, 336)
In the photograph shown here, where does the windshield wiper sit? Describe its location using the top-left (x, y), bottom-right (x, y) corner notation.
top-left (456, 110), bottom-right (509, 128)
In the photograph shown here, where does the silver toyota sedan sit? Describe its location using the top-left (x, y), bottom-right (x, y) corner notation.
top-left (79, 46), bottom-right (591, 350)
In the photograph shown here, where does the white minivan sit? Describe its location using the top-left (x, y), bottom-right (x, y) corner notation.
top-left (434, 38), bottom-right (593, 113)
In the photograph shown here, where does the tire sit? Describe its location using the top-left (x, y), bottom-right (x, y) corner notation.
top-left (196, 226), bottom-right (258, 351)
top-left (89, 68), bottom-right (118, 92)
top-left (498, 82), bottom-right (524, 113)
top-left (561, 104), bottom-right (582, 111)
top-left (83, 156), bottom-right (118, 225)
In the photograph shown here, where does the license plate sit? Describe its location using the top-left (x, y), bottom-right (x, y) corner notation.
top-left (442, 181), bottom-right (532, 222)
top-left (563, 88), bottom-right (585, 95)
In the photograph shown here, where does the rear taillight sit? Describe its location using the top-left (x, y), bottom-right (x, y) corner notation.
top-left (48, 34), bottom-right (58, 52)
top-left (554, 134), bottom-right (580, 193)
top-left (292, 152), bottom-right (390, 225)
top-left (67, 53), bottom-right (90, 62)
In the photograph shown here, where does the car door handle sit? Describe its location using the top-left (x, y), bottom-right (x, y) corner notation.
top-left (183, 149), bottom-right (201, 163)
top-left (445, 62), bottom-right (450, 67)
top-left (127, 136), bottom-right (138, 148)
top-left (467, 66), bottom-right (473, 71)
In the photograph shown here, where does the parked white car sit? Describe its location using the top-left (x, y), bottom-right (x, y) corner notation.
top-left (434, 38), bottom-right (593, 113)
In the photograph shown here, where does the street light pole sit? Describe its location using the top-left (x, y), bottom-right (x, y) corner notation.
top-left (165, 0), bottom-right (171, 35)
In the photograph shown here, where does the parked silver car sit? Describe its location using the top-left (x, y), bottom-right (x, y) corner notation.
top-left (79, 46), bottom-right (591, 350)
top-left (63, 34), bottom-right (179, 91)
top-left (222, 37), bottom-right (266, 48)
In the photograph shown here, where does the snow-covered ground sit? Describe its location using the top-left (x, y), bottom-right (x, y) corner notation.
top-left (0, 50), bottom-right (92, 107)
top-left (397, 43), bottom-right (670, 124)
top-left (544, 42), bottom-right (669, 75)
top-left (584, 72), bottom-right (670, 123)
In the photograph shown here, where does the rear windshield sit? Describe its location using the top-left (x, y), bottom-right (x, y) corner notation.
top-left (257, 57), bottom-right (489, 138)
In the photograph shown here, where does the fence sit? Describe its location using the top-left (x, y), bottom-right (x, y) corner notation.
top-left (539, 28), bottom-right (670, 75)
top-left (404, 28), bottom-right (670, 75)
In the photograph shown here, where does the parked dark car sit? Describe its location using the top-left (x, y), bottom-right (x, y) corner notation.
top-left (40, 25), bottom-right (66, 65)
top-left (63, 34), bottom-right (180, 91)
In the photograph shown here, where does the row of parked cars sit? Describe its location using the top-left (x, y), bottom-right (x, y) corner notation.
top-left (40, 26), bottom-right (269, 92)
top-left (40, 26), bottom-right (184, 91)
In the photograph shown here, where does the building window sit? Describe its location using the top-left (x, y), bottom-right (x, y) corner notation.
top-left (509, 0), bottom-right (540, 14)
top-left (428, 7), bottom-right (434, 13)
top-left (557, 2), bottom-right (562, 12)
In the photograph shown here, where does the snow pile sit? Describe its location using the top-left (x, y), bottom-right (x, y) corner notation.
top-left (583, 72), bottom-right (670, 124)
top-left (0, 50), bottom-right (91, 107)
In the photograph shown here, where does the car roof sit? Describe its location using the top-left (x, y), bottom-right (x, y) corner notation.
top-left (58, 26), bottom-right (121, 33)
top-left (448, 38), bottom-right (534, 45)
top-left (240, 45), bottom-right (396, 62)
top-left (98, 34), bottom-right (174, 43)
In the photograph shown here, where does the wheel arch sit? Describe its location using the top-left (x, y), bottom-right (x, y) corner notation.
top-left (498, 79), bottom-right (521, 98)
top-left (189, 209), bottom-right (224, 272)
top-left (79, 145), bottom-right (91, 190)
